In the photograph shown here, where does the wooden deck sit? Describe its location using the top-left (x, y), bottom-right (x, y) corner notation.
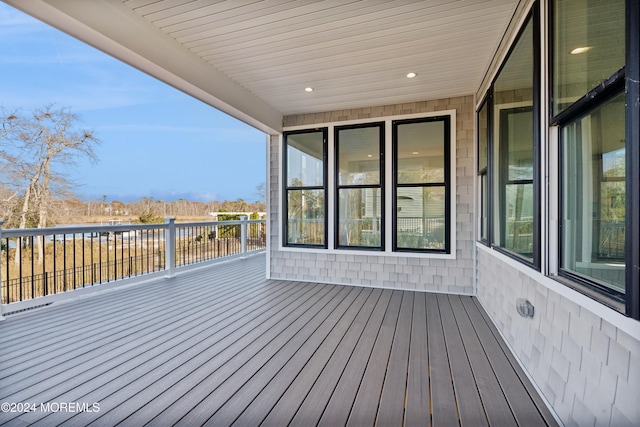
top-left (0, 254), bottom-right (557, 426)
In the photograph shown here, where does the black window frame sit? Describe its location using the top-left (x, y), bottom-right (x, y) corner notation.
top-left (392, 116), bottom-right (451, 254)
top-left (497, 105), bottom-right (537, 262)
top-left (477, 96), bottom-right (492, 245)
top-left (334, 122), bottom-right (385, 251)
top-left (556, 92), bottom-right (626, 308)
top-left (551, 0), bottom-right (640, 319)
top-left (477, 6), bottom-right (541, 270)
top-left (282, 128), bottom-right (328, 249)
top-left (626, 0), bottom-right (640, 319)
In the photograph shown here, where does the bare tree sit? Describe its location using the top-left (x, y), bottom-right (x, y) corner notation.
top-left (254, 182), bottom-right (266, 205)
top-left (1, 105), bottom-right (99, 262)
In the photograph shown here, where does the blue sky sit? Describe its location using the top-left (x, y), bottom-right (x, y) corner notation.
top-left (0, 3), bottom-right (267, 203)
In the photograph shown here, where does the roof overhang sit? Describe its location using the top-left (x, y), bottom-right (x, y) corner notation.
top-left (4, 0), bottom-right (521, 135)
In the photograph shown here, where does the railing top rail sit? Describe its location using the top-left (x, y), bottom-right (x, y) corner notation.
top-left (0, 219), bottom-right (267, 239)
top-left (176, 219), bottom-right (265, 227)
top-left (0, 222), bottom-right (166, 238)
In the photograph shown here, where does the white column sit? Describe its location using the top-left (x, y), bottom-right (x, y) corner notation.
top-left (240, 216), bottom-right (248, 258)
top-left (164, 218), bottom-right (176, 278)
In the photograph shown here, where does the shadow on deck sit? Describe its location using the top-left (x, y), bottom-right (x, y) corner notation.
top-left (0, 253), bottom-right (557, 426)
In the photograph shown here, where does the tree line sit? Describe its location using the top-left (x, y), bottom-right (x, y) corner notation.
top-left (78, 196), bottom-right (264, 219)
top-left (1, 105), bottom-right (265, 228)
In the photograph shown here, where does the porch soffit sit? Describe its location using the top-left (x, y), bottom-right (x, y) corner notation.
top-left (4, 0), bottom-right (519, 134)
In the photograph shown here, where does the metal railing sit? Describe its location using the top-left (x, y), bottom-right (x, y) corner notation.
top-left (0, 217), bottom-right (266, 312)
top-left (596, 220), bottom-right (625, 260)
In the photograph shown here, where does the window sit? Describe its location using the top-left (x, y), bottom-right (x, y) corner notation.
top-left (491, 13), bottom-right (539, 265)
top-left (393, 117), bottom-right (450, 252)
top-left (496, 106), bottom-right (534, 259)
top-left (560, 93), bottom-right (625, 296)
top-left (477, 100), bottom-right (489, 242)
top-left (284, 112), bottom-right (455, 255)
top-left (284, 128), bottom-right (327, 247)
top-left (335, 123), bottom-right (384, 249)
top-left (473, 0), bottom-right (638, 316)
top-left (554, 0), bottom-right (629, 304)
top-left (476, 7), bottom-right (539, 267)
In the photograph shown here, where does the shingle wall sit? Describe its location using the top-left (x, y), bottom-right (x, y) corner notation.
top-left (477, 246), bottom-right (640, 426)
top-left (269, 96), bottom-right (475, 294)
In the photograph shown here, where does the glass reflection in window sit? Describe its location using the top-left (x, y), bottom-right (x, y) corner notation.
top-left (561, 93), bottom-right (625, 293)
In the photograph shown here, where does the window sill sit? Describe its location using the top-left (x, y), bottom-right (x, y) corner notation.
top-left (278, 245), bottom-right (456, 260)
top-left (554, 273), bottom-right (625, 314)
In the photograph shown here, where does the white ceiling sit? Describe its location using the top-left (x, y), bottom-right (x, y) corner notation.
top-left (5, 0), bottom-right (519, 134)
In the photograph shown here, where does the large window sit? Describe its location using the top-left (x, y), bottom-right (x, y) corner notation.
top-left (284, 113), bottom-right (454, 255)
top-left (560, 93), bottom-right (625, 295)
top-left (393, 117), bottom-right (450, 252)
top-left (284, 129), bottom-right (327, 247)
top-left (475, 0), bottom-right (638, 316)
top-left (477, 100), bottom-right (489, 242)
top-left (491, 13), bottom-right (539, 265)
top-left (335, 123), bottom-right (384, 249)
top-left (554, 0), bottom-right (628, 302)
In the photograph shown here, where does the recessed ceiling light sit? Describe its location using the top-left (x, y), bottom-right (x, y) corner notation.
top-left (305, 87), bottom-right (314, 92)
top-left (412, 151), bottom-right (419, 155)
top-left (367, 154), bottom-right (373, 158)
top-left (406, 72), bottom-right (417, 79)
top-left (570, 46), bottom-right (591, 55)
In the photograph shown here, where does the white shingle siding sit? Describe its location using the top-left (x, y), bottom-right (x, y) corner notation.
top-left (477, 247), bottom-right (640, 426)
top-left (270, 96), bottom-right (474, 294)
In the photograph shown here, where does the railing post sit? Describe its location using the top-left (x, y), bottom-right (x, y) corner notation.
top-left (165, 218), bottom-right (176, 278)
top-left (240, 216), bottom-right (248, 258)
top-left (0, 220), bottom-right (5, 321)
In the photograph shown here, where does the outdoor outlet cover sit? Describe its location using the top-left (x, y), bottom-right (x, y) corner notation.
top-left (516, 298), bottom-right (535, 318)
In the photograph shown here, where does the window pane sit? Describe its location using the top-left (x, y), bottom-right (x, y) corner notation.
top-left (553, 0), bottom-right (625, 115)
top-left (480, 174), bottom-right (488, 240)
top-left (337, 126), bottom-right (380, 185)
top-left (493, 16), bottom-right (534, 261)
top-left (494, 20), bottom-right (533, 107)
top-left (338, 188), bottom-right (381, 248)
top-left (561, 92), bottom-right (625, 293)
top-left (287, 189), bottom-right (325, 245)
top-left (504, 182), bottom-right (534, 257)
top-left (505, 108), bottom-right (534, 181)
top-left (478, 102), bottom-right (488, 171)
top-left (287, 131), bottom-right (324, 187)
top-left (396, 187), bottom-right (445, 250)
top-left (397, 121), bottom-right (445, 184)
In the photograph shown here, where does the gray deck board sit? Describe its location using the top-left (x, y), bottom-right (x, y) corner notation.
top-left (202, 285), bottom-right (362, 427)
top-left (26, 280), bottom-right (305, 427)
top-left (437, 293), bottom-right (490, 426)
top-left (426, 292), bottom-right (460, 426)
top-left (312, 290), bottom-right (394, 427)
top-left (451, 295), bottom-right (518, 426)
top-left (178, 283), bottom-right (346, 426)
top-left (466, 297), bottom-right (559, 427)
top-left (376, 291), bottom-right (414, 426)
top-left (228, 286), bottom-right (367, 427)
top-left (1, 273), bottom-right (281, 396)
top-left (345, 290), bottom-right (404, 426)
top-left (0, 254), bottom-right (558, 427)
top-left (262, 287), bottom-right (383, 427)
top-left (404, 292), bottom-right (430, 426)
top-left (82, 283), bottom-right (333, 427)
